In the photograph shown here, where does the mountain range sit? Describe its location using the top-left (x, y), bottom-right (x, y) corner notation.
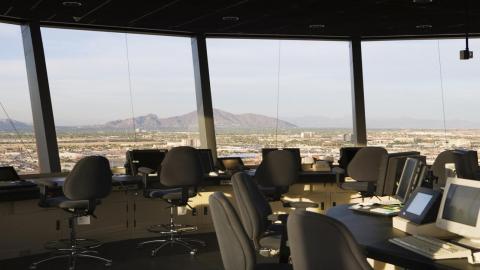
top-left (3, 109), bottom-right (480, 131)
top-left (0, 109), bottom-right (296, 132)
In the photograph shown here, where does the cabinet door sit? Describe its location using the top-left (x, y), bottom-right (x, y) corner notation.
top-left (0, 200), bottom-right (62, 260)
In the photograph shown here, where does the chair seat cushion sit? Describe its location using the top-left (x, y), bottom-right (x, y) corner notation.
top-left (42, 196), bottom-right (100, 210)
top-left (148, 188), bottom-right (196, 200)
top-left (42, 196), bottom-right (69, 207)
top-left (59, 200), bottom-right (92, 209)
top-left (259, 234), bottom-right (281, 250)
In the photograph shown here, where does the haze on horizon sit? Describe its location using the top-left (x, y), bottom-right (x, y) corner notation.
top-left (2, 23), bottom-right (480, 130)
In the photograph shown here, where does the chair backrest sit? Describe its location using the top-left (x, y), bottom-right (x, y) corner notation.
top-left (287, 210), bottom-right (373, 270)
top-left (125, 149), bottom-right (167, 175)
top-left (160, 146), bottom-right (203, 187)
top-left (209, 192), bottom-right (256, 270)
top-left (266, 150), bottom-right (299, 187)
top-left (63, 156), bottom-right (112, 200)
top-left (338, 147), bottom-right (363, 175)
top-left (431, 150), bottom-right (476, 188)
top-left (218, 157), bottom-right (245, 172)
top-left (347, 147), bottom-right (388, 183)
top-left (231, 172), bottom-right (272, 249)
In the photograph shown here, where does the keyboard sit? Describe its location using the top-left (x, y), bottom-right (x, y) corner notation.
top-left (389, 235), bottom-right (472, 260)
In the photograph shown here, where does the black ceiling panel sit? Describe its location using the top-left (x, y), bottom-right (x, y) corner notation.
top-left (1, 0), bottom-right (480, 38)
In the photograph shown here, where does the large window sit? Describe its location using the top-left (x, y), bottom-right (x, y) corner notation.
top-left (208, 38), bottom-right (353, 164)
top-left (363, 39), bottom-right (480, 163)
top-left (0, 23), bottom-right (39, 173)
top-left (42, 28), bottom-right (197, 171)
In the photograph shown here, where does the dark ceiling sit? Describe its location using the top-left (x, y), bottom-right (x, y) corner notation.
top-left (1, 0), bottom-right (480, 38)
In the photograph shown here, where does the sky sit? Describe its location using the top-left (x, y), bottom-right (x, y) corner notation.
top-left (1, 22), bottom-right (480, 129)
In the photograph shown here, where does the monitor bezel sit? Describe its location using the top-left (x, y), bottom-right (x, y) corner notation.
top-left (399, 187), bottom-right (441, 224)
top-left (436, 177), bottom-right (480, 239)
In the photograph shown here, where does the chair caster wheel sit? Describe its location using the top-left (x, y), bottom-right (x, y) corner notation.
top-left (151, 251), bottom-right (157, 257)
top-left (29, 265), bottom-right (37, 270)
top-left (105, 262), bottom-right (112, 267)
top-left (190, 249), bottom-right (197, 256)
top-left (69, 266), bottom-right (74, 270)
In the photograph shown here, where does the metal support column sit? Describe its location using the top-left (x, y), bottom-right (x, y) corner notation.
top-left (21, 22), bottom-right (61, 173)
top-left (349, 37), bottom-right (367, 146)
top-left (191, 34), bottom-right (218, 160)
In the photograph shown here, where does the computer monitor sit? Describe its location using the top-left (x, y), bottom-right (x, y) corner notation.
top-left (125, 149), bottom-right (167, 176)
top-left (436, 177), bottom-right (480, 249)
top-left (394, 158), bottom-right (426, 203)
top-left (262, 148), bottom-right (301, 170)
top-left (0, 166), bottom-right (20, 181)
top-left (197, 149), bottom-right (215, 174)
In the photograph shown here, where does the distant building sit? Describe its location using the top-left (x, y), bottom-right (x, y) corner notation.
top-left (300, 132), bottom-right (314, 138)
top-left (343, 133), bottom-right (352, 142)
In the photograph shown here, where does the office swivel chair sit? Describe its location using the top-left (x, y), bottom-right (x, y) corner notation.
top-left (334, 147), bottom-right (388, 197)
top-left (231, 172), bottom-right (285, 253)
top-left (137, 146), bottom-right (205, 256)
top-left (209, 192), bottom-right (291, 270)
top-left (30, 156), bottom-right (113, 270)
top-left (338, 147), bottom-right (363, 176)
top-left (431, 150), bottom-right (475, 189)
top-left (287, 210), bottom-right (373, 270)
top-left (255, 150), bottom-right (318, 208)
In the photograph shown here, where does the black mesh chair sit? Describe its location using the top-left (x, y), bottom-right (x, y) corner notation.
top-left (137, 146), bottom-right (205, 256)
top-left (255, 150), bottom-right (317, 208)
top-left (287, 210), bottom-right (373, 270)
top-left (30, 156), bottom-right (113, 270)
top-left (209, 192), bottom-right (292, 270)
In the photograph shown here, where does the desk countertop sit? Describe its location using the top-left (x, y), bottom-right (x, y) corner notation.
top-left (327, 204), bottom-right (480, 270)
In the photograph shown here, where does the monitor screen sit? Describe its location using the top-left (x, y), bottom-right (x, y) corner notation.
top-left (127, 149), bottom-right (167, 175)
top-left (406, 192), bottom-right (433, 216)
top-left (0, 166), bottom-right (20, 181)
top-left (442, 184), bottom-right (480, 227)
top-left (197, 149), bottom-right (215, 173)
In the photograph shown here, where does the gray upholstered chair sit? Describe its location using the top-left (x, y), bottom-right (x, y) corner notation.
top-left (30, 156), bottom-right (113, 270)
top-left (209, 192), bottom-right (292, 270)
top-left (334, 147), bottom-right (388, 197)
top-left (255, 150), bottom-right (318, 208)
top-left (287, 210), bottom-right (373, 270)
top-left (231, 172), bottom-right (285, 253)
top-left (137, 146), bottom-right (205, 256)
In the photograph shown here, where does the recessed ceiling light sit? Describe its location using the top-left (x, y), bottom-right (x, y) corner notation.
top-left (62, 1), bottom-right (82, 7)
top-left (222, 16), bottom-right (240, 22)
top-left (309, 24), bottom-right (325, 29)
top-left (416, 24), bottom-right (432, 29)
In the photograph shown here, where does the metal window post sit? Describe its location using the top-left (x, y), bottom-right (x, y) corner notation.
top-left (21, 22), bottom-right (61, 173)
top-left (191, 34), bottom-right (218, 160)
top-left (349, 37), bottom-right (367, 146)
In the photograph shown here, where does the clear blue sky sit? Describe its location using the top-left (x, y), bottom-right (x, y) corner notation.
top-left (1, 22), bottom-right (480, 128)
